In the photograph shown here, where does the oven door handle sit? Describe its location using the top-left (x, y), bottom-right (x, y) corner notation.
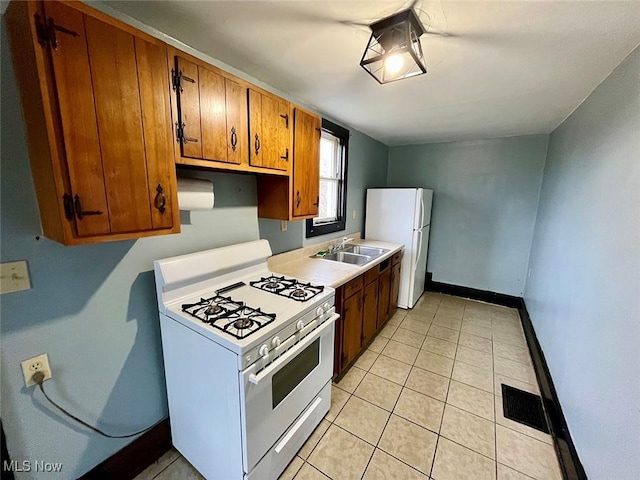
top-left (275, 396), bottom-right (323, 453)
top-left (248, 314), bottom-right (337, 386)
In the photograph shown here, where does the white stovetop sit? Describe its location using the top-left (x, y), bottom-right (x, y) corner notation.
top-left (162, 270), bottom-right (335, 355)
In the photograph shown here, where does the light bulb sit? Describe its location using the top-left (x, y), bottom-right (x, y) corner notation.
top-left (384, 54), bottom-right (404, 74)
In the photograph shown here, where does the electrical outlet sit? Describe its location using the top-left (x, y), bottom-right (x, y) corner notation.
top-left (21, 353), bottom-right (52, 387)
top-left (280, 220), bottom-right (287, 232)
top-left (1, 261), bottom-right (31, 294)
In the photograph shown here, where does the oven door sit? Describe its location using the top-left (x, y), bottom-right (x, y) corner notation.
top-left (240, 314), bottom-right (337, 472)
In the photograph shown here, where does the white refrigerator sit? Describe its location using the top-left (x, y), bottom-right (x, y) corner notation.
top-left (365, 188), bottom-right (433, 309)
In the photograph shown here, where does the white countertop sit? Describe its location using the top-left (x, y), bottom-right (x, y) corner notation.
top-left (268, 239), bottom-right (403, 288)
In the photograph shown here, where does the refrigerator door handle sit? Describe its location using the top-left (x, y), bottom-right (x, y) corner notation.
top-left (419, 193), bottom-right (425, 228)
top-left (414, 228), bottom-right (423, 270)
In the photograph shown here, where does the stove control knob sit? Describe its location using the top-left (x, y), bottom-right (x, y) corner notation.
top-left (323, 302), bottom-right (331, 312)
top-left (259, 345), bottom-right (269, 357)
top-left (271, 337), bottom-right (281, 348)
top-left (296, 320), bottom-right (305, 331)
top-left (316, 306), bottom-right (324, 317)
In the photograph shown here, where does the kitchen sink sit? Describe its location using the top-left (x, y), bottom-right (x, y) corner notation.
top-left (322, 251), bottom-right (373, 266)
top-left (342, 245), bottom-right (389, 257)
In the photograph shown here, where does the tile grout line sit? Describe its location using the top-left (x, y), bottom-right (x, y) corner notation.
top-left (428, 298), bottom-right (460, 479)
top-left (363, 299), bottom-right (440, 479)
top-left (149, 453), bottom-right (181, 480)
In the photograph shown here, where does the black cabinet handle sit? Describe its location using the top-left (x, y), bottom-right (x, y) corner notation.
top-left (296, 191), bottom-right (301, 208)
top-left (312, 196), bottom-right (319, 207)
top-left (154, 184), bottom-right (166, 213)
top-left (280, 148), bottom-right (289, 161)
top-left (230, 127), bottom-right (238, 152)
top-left (254, 134), bottom-right (261, 156)
top-left (280, 113), bottom-right (289, 128)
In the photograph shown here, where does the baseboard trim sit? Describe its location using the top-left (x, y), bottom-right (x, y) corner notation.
top-left (79, 418), bottom-right (171, 480)
top-left (426, 280), bottom-right (586, 479)
top-left (518, 301), bottom-right (587, 480)
top-left (428, 280), bottom-right (522, 308)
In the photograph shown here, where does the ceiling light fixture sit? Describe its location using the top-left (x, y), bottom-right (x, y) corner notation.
top-left (360, 8), bottom-right (427, 84)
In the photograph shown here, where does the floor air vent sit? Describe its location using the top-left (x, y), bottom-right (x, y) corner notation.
top-left (502, 384), bottom-right (550, 434)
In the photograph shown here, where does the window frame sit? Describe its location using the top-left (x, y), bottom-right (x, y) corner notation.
top-left (306, 118), bottom-right (349, 238)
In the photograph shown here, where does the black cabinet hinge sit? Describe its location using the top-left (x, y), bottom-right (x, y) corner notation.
top-left (34, 13), bottom-right (79, 50)
top-left (172, 68), bottom-right (195, 93)
top-left (62, 193), bottom-right (103, 221)
top-left (175, 122), bottom-right (198, 144)
top-left (171, 68), bottom-right (181, 92)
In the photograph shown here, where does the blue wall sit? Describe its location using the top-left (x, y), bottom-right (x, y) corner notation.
top-left (525, 47), bottom-right (640, 478)
top-left (259, 126), bottom-right (389, 253)
top-left (387, 135), bottom-right (548, 296)
top-left (0, 13), bottom-right (388, 476)
top-left (0, 21), bottom-right (261, 478)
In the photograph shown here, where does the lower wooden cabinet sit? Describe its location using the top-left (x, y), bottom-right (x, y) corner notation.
top-left (362, 278), bottom-right (379, 346)
top-left (341, 289), bottom-right (363, 368)
top-left (333, 251), bottom-right (403, 378)
top-left (377, 264), bottom-right (391, 329)
top-left (389, 262), bottom-right (401, 319)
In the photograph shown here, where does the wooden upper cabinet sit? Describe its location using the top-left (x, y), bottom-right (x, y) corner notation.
top-left (292, 106), bottom-right (321, 218)
top-left (256, 104), bottom-right (321, 221)
top-left (173, 56), bottom-right (245, 165)
top-left (248, 89), bottom-right (290, 171)
top-left (6, 0), bottom-right (179, 244)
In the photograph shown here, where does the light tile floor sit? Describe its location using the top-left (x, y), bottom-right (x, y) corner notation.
top-left (135, 293), bottom-right (563, 480)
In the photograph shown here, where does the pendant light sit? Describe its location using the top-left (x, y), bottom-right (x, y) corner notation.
top-left (360, 8), bottom-right (427, 84)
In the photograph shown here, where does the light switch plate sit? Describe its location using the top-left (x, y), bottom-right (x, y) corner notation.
top-left (1, 261), bottom-right (31, 294)
top-left (352, 210), bottom-right (357, 220)
top-left (280, 220), bottom-right (288, 232)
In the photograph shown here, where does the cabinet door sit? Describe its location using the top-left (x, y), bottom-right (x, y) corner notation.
top-left (378, 269), bottom-right (391, 329)
top-left (248, 88), bottom-right (263, 167)
top-left (292, 107), bottom-right (320, 217)
top-left (199, 66), bottom-right (227, 162)
top-left (135, 39), bottom-right (176, 230)
top-left (389, 263), bottom-right (401, 318)
top-left (249, 90), bottom-right (289, 170)
top-left (45, 2), bottom-right (174, 235)
top-left (342, 291), bottom-right (363, 368)
top-left (44, 1), bottom-right (110, 236)
top-left (362, 280), bottom-right (379, 346)
top-left (174, 56), bottom-right (202, 159)
top-left (225, 78), bottom-right (245, 165)
top-left (262, 95), bottom-right (289, 171)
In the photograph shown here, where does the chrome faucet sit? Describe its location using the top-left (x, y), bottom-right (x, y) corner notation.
top-left (328, 237), bottom-right (354, 253)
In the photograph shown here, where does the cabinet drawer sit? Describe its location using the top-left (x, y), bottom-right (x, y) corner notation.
top-left (364, 265), bottom-right (379, 285)
top-left (392, 251), bottom-right (402, 265)
top-left (343, 275), bottom-right (363, 299)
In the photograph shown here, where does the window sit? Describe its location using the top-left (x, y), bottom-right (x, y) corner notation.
top-left (306, 119), bottom-right (349, 238)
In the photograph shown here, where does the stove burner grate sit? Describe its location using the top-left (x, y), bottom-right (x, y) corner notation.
top-left (181, 295), bottom-right (276, 339)
top-left (250, 275), bottom-right (324, 302)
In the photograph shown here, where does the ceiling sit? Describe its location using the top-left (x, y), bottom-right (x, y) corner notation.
top-left (104, 1), bottom-right (640, 146)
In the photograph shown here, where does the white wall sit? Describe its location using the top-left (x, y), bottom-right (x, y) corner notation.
top-left (388, 135), bottom-right (548, 296)
top-left (525, 47), bottom-right (640, 479)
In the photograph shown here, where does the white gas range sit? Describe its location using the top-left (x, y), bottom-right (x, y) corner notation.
top-left (154, 240), bottom-right (337, 480)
